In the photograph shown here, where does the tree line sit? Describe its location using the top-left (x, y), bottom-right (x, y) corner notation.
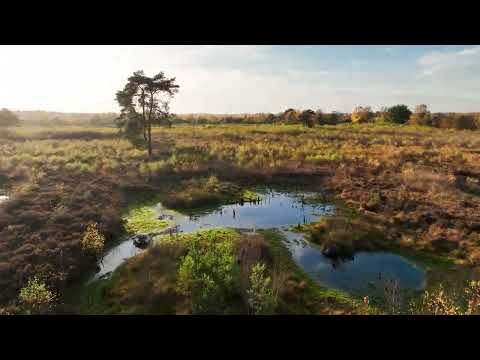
top-left (2, 86), bottom-right (479, 132)
top-left (0, 110), bottom-right (117, 127)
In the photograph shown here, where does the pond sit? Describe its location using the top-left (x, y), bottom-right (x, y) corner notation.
top-left (92, 188), bottom-right (426, 297)
top-left (284, 231), bottom-right (426, 297)
top-left (92, 190), bottom-right (331, 281)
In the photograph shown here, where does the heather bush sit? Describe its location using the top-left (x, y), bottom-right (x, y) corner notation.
top-left (1, 123), bottom-right (480, 313)
top-left (411, 284), bottom-right (467, 315)
top-left (436, 114), bottom-right (477, 130)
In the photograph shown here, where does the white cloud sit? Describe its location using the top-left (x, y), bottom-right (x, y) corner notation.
top-left (416, 45), bottom-right (480, 78)
top-left (0, 45), bottom-right (478, 114)
top-left (285, 69), bottom-right (330, 81)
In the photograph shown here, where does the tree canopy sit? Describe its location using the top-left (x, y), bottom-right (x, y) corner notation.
top-left (299, 109), bottom-right (317, 127)
top-left (115, 70), bottom-right (179, 158)
top-left (387, 105), bottom-right (412, 124)
top-left (0, 108), bottom-right (20, 127)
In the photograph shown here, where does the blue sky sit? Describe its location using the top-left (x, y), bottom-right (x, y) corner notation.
top-left (1, 45), bottom-right (479, 113)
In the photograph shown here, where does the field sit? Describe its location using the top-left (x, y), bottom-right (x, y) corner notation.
top-left (1, 123), bottom-right (480, 314)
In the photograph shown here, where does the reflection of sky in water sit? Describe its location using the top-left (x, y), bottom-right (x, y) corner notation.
top-left (92, 189), bottom-right (426, 295)
top-left (93, 190), bottom-right (331, 281)
top-left (89, 239), bottom-right (143, 282)
top-left (0, 195), bottom-right (9, 203)
top-left (156, 191), bottom-right (334, 233)
top-left (284, 231), bottom-right (426, 295)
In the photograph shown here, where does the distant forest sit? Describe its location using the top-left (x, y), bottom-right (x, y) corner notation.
top-left (13, 111), bottom-right (118, 127)
top-left (7, 108), bottom-right (480, 130)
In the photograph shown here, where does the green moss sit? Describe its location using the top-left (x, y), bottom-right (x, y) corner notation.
top-left (240, 190), bottom-right (262, 202)
top-left (155, 227), bottom-right (239, 245)
top-left (124, 205), bottom-right (171, 235)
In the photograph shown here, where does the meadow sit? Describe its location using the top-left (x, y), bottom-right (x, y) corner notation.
top-left (1, 123), bottom-right (480, 314)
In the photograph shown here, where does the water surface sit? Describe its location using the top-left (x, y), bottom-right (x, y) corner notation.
top-left (157, 190), bottom-right (334, 232)
top-left (284, 231), bottom-right (426, 296)
top-left (93, 189), bottom-right (426, 296)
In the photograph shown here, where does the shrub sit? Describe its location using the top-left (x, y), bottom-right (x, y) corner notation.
top-left (299, 109), bottom-right (317, 128)
top-left (474, 115), bottom-right (480, 129)
top-left (322, 112), bottom-right (342, 125)
top-left (18, 276), bottom-right (57, 314)
top-left (0, 108), bottom-right (20, 127)
top-left (387, 105), bottom-right (412, 124)
top-left (351, 106), bottom-right (374, 123)
top-left (246, 262), bottom-right (277, 315)
top-left (81, 223), bottom-right (105, 256)
top-left (373, 114), bottom-right (392, 124)
top-left (205, 175), bottom-right (221, 191)
top-left (176, 235), bottom-right (237, 314)
top-left (436, 114), bottom-right (477, 130)
top-left (464, 280), bottom-right (480, 315)
top-left (417, 285), bottom-right (460, 315)
top-left (409, 113), bottom-right (432, 126)
top-left (409, 104), bottom-right (431, 126)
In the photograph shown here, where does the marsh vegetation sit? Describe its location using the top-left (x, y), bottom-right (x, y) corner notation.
top-left (1, 119), bottom-right (480, 315)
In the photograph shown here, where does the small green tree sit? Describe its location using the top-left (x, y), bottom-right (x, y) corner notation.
top-left (246, 262), bottom-right (277, 315)
top-left (387, 105), bottom-right (412, 124)
top-left (81, 223), bottom-right (105, 258)
top-left (176, 236), bottom-right (237, 314)
top-left (18, 276), bottom-right (57, 314)
top-left (299, 109), bottom-right (317, 128)
top-left (282, 108), bottom-right (300, 124)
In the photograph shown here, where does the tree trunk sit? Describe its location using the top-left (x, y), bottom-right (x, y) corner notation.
top-left (141, 89), bottom-right (148, 141)
top-left (147, 90), bottom-right (154, 160)
top-left (148, 120), bottom-right (152, 159)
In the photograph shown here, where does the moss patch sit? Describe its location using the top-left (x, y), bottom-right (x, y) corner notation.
top-left (240, 190), bottom-right (262, 202)
top-left (123, 205), bottom-right (171, 235)
top-left (155, 227), bottom-right (239, 244)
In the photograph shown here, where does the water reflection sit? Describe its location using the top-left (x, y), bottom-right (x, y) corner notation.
top-left (283, 231), bottom-right (426, 296)
top-left (92, 189), bottom-right (426, 296)
top-left (93, 190), bottom-right (330, 280)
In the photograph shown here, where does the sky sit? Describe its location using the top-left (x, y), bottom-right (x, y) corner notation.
top-left (0, 45), bottom-right (479, 114)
